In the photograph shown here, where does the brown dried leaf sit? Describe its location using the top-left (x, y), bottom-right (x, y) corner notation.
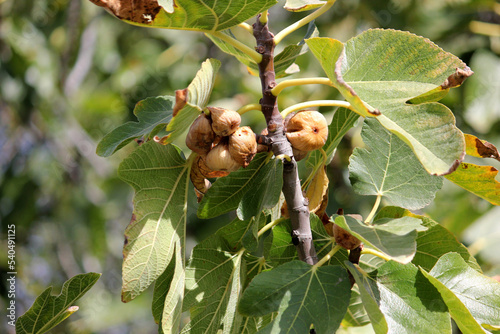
top-left (173, 88), bottom-right (188, 117)
top-left (465, 134), bottom-right (500, 162)
top-left (89, 0), bottom-right (163, 24)
top-left (441, 67), bottom-right (474, 89)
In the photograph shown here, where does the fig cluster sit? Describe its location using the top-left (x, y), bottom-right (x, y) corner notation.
top-left (186, 107), bottom-right (257, 173)
top-left (285, 110), bottom-right (328, 161)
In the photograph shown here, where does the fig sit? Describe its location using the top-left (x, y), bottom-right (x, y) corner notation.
top-left (185, 114), bottom-right (215, 156)
top-left (197, 155), bottom-right (229, 178)
top-left (285, 110), bottom-right (328, 152)
top-left (205, 142), bottom-right (240, 173)
top-left (229, 126), bottom-right (257, 167)
top-left (208, 106), bottom-right (241, 137)
top-left (332, 214), bottom-right (363, 250)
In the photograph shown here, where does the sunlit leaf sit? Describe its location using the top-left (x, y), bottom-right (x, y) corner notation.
top-left (349, 118), bottom-right (443, 210)
top-left (16, 273), bottom-right (101, 334)
top-left (152, 254), bottom-right (176, 324)
top-left (421, 252), bottom-right (500, 333)
top-left (198, 153), bottom-right (279, 219)
top-left (307, 30), bottom-right (470, 175)
top-left (155, 58), bottom-right (220, 145)
top-left (445, 163), bottom-right (500, 206)
top-left (375, 206), bottom-right (480, 272)
top-left (182, 235), bottom-right (245, 334)
top-left (96, 96), bottom-right (174, 157)
top-left (160, 242), bottom-right (185, 333)
top-left (346, 261), bottom-right (451, 334)
top-left (119, 142), bottom-right (190, 302)
top-left (284, 0), bottom-right (326, 11)
top-left (89, 0), bottom-right (278, 32)
top-left (333, 215), bottom-right (426, 263)
top-left (239, 261), bottom-right (351, 333)
top-left (464, 133), bottom-right (500, 161)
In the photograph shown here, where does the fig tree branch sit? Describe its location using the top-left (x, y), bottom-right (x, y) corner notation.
top-left (253, 14), bottom-right (318, 265)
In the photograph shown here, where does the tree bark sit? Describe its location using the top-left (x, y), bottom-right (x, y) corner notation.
top-left (253, 15), bottom-right (318, 265)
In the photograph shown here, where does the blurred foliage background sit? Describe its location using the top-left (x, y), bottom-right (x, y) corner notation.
top-left (1, 0), bottom-right (500, 333)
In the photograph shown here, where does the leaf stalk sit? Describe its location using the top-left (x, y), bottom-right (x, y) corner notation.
top-left (361, 248), bottom-right (391, 262)
top-left (236, 103), bottom-right (262, 115)
top-left (281, 100), bottom-right (352, 117)
top-left (365, 194), bottom-right (382, 224)
top-left (313, 244), bottom-right (342, 269)
top-left (271, 77), bottom-right (333, 96)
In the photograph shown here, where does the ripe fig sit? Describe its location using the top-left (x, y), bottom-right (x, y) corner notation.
top-left (185, 114), bottom-right (215, 156)
top-left (285, 110), bottom-right (328, 152)
top-left (208, 106), bottom-right (241, 137)
top-left (229, 126), bottom-right (257, 167)
top-left (332, 214), bottom-right (363, 250)
top-left (190, 156), bottom-right (211, 202)
top-left (332, 224), bottom-right (362, 250)
top-left (197, 155), bottom-right (229, 178)
top-left (205, 142), bottom-right (240, 173)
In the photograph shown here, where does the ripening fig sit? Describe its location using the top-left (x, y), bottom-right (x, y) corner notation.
top-left (197, 155), bottom-right (229, 178)
top-left (229, 126), bottom-right (257, 167)
top-left (208, 106), bottom-right (241, 137)
top-left (185, 114), bottom-right (215, 156)
top-left (285, 110), bottom-right (328, 152)
top-left (205, 142), bottom-right (240, 173)
top-left (333, 214), bottom-right (363, 250)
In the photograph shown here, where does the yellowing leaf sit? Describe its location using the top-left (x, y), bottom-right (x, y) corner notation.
top-left (305, 165), bottom-right (329, 216)
top-left (445, 163), bottom-right (500, 206)
top-left (464, 134), bottom-right (500, 161)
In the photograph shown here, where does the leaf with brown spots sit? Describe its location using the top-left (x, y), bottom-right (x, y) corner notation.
top-left (445, 163), bottom-right (500, 206)
top-left (464, 134), bottom-right (500, 161)
top-left (88, 0), bottom-right (278, 32)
